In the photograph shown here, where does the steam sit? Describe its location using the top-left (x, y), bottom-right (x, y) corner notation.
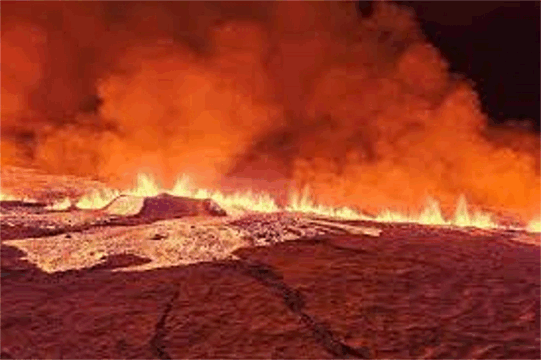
top-left (1, 1), bottom-right (539, 221)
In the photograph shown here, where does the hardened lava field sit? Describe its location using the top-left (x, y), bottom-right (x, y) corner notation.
top-left (1, 185), bottom-right (539, 359)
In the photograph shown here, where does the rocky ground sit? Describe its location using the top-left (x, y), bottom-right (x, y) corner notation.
top-left (0, 198), bottom-right (379, 274)
top-left (1, 167), bottom-right (540, 359)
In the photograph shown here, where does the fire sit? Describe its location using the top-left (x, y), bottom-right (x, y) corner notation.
top-left (55, 172), bottom-right (506, 230)
top-left (2, 171), bottom-right (539, 233)
top-left (74, 188), bottom-right (120, 210)
top-left (45, 197), bottom-right (71, 211)
top-left (73, 173), bottom-right (280, 214)
top-left (286, 185), bottom-right (370, 220)
top-left (528, 219), bottom-right (541, 233)
top-left (0, 192), bottom-right (36, 203)
top-left (372, 195), bottom-right (497, 228)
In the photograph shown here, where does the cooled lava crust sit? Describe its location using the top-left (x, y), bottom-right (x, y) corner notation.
top-left (1, 196), bottom-right (539, 359)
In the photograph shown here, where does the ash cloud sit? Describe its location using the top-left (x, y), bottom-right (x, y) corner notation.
top-left (1, 1), bottom-right (539, 221)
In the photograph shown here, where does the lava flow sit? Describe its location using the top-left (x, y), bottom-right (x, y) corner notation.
top-left (1, 1), bottom-right (540, 231)
top-left (1, 171), bottom-right (534, 234)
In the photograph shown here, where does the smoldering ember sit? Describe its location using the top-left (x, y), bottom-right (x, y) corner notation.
top-left (1, 1), bottom-right (539, 359)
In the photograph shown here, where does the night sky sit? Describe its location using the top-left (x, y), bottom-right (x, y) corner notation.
top-left (360, 1), bottom-right (541, 131)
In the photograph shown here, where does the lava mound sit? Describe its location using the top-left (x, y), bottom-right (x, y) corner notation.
top-left (136, 193), bottom-right (227, 219)
top-left (104, 193), bottom-right (227, 223)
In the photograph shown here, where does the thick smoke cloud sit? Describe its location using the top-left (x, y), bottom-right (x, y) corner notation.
top-left (1, 1), bottom-right (539, 221)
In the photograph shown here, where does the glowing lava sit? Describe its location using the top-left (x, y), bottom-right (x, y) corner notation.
top-left (1, 2), bottom-right (539, 235)
top-left (0, 192), bottom-right (37, 203)
top-left (527, 218), bottom-right (541, 233)
top-left (30, 172), bottom-right (536, 232)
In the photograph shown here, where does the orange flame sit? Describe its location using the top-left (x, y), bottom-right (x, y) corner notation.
top-left (527, 219), bottom-right (541, 233)
top-left (66, 172), bottom-right (507, 230)
top-left (4, 171), bottom-right (539, 233)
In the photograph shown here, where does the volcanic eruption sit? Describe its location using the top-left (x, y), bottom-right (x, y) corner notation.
top-left (2, 3), bottom-right (541, 359)
top-left (1, 0), bottom-right (539, 228)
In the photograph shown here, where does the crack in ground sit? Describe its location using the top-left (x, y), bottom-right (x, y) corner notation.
top-left (149, 289), bottom-right (180, 360)
top-left (232, 260), bottom-right (371, 359)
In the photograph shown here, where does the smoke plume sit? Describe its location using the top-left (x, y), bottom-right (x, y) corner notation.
top-left (1, 1), bottom-right (539, 221)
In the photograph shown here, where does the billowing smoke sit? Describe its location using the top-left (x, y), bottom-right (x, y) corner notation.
top-left (1, 1), bottom-right (539, 221)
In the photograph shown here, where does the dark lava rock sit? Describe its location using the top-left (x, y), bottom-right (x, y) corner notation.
top-left (0, 201), bottom-right (47, 210)
top-left (150, 233), bottom-right (167, 241)
top-left (136, 193), bottom-right (227, 221)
